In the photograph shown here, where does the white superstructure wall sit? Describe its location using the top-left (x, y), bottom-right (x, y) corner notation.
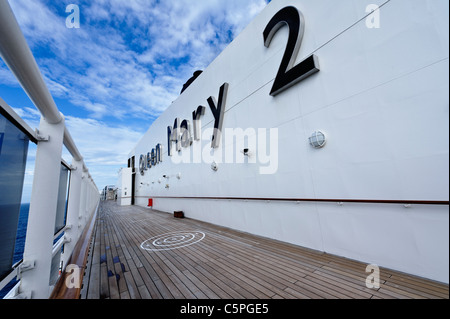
top-left (128, 0), bottom-right (449, 283)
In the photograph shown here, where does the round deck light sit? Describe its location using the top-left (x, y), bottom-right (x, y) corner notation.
top-left (309, 131), bottom-right (327, 149)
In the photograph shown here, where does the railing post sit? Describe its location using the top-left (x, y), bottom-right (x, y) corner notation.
top-left (79, 171), bottom-right (88, 230)
top-left (61, 158), bottom-right (83, 268)
top-left (86, 179), bottom-right (91, 219)
top-left (20, 115), bottom-right (65, 299)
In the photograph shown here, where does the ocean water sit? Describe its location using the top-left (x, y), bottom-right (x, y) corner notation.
top-left (0, 203), bottom-right (29, 299)
top-left (13, 203), bottom-right (29, 264)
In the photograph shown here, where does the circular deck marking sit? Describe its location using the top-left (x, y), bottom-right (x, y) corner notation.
top-left (140, 231), bottom-right (205, 251)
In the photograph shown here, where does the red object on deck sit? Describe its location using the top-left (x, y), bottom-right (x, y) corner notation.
top-left (148, 198), bottom-right (153, 207)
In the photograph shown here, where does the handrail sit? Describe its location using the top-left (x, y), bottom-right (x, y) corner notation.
top-left (0, 0), bottom-right (88, 174)
top-left (0, 0), bottom-right (100, 298)
top-left (49, 204), bottom-right (98, 299)
top-left (63, 127), bottom-right (83, 162)
top-left (0, 0), bottom-right (62, 125)
top-left (0, 261), bottom-right (22, 292)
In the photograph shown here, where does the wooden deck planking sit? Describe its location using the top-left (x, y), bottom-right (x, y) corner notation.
top-left (80, 201), bottom-right (449, 300)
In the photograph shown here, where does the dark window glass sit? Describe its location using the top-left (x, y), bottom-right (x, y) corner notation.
top-left (54, 164), bottom-right (70, 235)
top-left (0, 113), bottom-right (29, 280)
top-left (49, 248), bottom-right (62, 286)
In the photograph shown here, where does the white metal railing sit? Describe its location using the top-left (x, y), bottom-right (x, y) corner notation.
top-left (0, 0), bottom-right (99, 299)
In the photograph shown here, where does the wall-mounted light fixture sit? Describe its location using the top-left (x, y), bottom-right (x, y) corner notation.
top-left (211, 161), bottom-right (218, 171)
top-left (309, 131), bottom-right (327, 149)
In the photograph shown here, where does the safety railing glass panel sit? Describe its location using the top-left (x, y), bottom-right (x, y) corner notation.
top-left (54, 163), bottom-right (70, 235)
top-left (0, 111), bottom-right (29, 281)
top-left (49, 248), bottom-right (62, 286)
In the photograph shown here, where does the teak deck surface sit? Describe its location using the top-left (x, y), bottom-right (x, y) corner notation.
top-left (80, 201), bottom-right (449, 299)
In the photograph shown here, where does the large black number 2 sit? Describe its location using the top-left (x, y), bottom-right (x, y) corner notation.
top-left (264, 6), bottom-right (319, 96)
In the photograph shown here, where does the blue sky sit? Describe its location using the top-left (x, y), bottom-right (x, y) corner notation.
top-left (0, 0), bottom-right (270, 200)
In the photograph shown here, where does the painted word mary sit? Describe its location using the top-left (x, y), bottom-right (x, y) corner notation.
top-left (139, 83), bottom-right (228, 175)
top-left (167, 82), bottom-right (229, 156)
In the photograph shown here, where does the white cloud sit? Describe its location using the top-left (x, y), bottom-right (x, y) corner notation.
top-left (9, 0), bottom-right (269, 120)
top-left (63, 115), bottom-right (144, 189)
top-left (5, 0), bottom-right (269, 189)
top-left (0, 63), bottom-right (19, 86)
top-left (64, 116), bottom-right (144, 166)
top-left (11, 106), bottom-right (41, 125)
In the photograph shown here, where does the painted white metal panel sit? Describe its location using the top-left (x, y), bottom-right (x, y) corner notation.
top-left (116, 168), bottom-right (133, 206)
top-left (130, 0), bottom-right (449, 283)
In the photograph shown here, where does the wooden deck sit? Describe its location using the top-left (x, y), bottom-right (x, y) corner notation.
top-left (80, 201), bottom-right (449, 299)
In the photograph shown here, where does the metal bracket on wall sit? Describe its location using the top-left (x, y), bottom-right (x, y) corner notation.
top-left (17, 260), bottom-right (35, 279)
top-left (35, 129), bottom-right (49, 142)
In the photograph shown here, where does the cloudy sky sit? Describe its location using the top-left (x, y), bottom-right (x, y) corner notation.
top-left (0, 0), bottom-right (270, 200)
